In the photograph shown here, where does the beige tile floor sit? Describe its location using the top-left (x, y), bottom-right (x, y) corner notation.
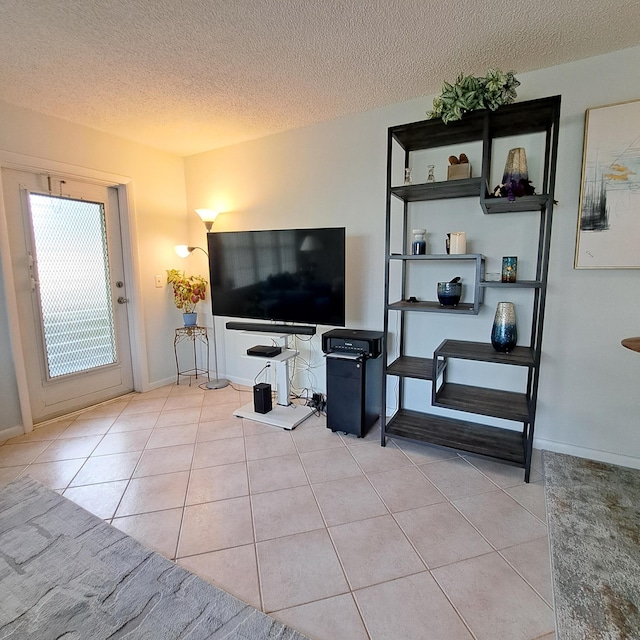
top-left (0, 383), bottom-right (556, 640)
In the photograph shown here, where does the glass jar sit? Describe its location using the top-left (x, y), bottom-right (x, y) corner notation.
top-left (412, 229), bottom-right (426, 255)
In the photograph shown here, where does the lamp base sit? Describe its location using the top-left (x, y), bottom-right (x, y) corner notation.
top-left (206, 378), bottom-right (229, 390)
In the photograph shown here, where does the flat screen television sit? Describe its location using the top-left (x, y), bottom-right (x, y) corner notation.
top-left (207, 227), bottom-right (345, 327)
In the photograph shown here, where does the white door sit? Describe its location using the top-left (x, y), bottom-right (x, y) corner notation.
top-left (2, 168), bottom-right (134, 423)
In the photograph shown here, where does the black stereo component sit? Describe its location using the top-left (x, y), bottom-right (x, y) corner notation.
top-left (321, 328), bottom-right (384, 359)
top-left (247, 345), bottom-right (282, 358)
top-left (226, 321), bottom-right (316, 336)
top-left (253, 383), bottom-right (272, 414)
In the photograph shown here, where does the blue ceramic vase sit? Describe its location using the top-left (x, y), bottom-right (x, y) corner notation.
top-left (491, 302), bottom-right (517, 352)
top-left (183, 312), bottom-right (197, 327)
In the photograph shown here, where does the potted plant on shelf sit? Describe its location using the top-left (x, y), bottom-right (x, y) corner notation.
top-left (166, 269), bottom-right (208, 326)
top-left (426, 69), bottom-right (520, 123)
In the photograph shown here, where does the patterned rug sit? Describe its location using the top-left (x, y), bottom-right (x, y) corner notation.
top-left (543, 451), bottom-right (640, 640)
top-left (0, 476), bottom-right (308, 639)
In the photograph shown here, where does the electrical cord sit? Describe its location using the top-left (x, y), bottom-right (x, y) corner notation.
top-left (253, 362), bottom-right (271, 385)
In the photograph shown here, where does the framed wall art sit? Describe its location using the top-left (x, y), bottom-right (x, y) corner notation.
top-left (575, 98), bottom-right (640, 269)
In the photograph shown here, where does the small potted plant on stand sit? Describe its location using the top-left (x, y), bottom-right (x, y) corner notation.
top-left (166, 269), bottom-right (208, 326)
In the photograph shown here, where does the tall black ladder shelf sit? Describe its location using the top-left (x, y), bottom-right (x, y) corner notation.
top-left (381, 95), bottom-right (561, 482)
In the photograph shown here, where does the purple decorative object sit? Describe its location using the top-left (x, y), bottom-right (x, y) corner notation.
top-left (492, 147), bottom-right (536, 200)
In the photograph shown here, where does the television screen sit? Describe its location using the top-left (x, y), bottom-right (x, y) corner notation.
top-left (207, 227), bottom-right (345, 326)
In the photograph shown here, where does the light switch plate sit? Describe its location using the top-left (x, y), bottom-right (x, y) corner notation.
top-left (154, 275), bottom-right (163, 288)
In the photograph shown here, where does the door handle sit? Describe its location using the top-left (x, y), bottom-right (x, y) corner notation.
top-left (117, 296), bottom-right (129, 304)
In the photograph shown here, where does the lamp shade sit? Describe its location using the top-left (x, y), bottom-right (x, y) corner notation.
top-left (174, 245), bottom-right (193, 258)
top-left (195, 209), bottom-right (220, 231)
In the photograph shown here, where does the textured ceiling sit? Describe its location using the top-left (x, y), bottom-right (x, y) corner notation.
top-left (0, 0), bottom-right (639, 157)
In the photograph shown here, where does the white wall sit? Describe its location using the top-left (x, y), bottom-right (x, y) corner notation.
top-left (0, 100), bottom-right (188, 434)
top-left (0, 47), bottom-right (638, 465)
top-left (184, 46), bottom-right (640, 468)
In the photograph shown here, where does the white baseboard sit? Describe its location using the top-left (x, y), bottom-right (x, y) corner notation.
top-left (534, 437), bottom-right (640, 470)
top-left (0, 425), bottom-right (26, 443)
top-left (145, 375), bottom-right (177, 391)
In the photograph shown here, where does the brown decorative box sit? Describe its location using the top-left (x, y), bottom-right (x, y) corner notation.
top-left (447, 164), bottom-right (472, 180)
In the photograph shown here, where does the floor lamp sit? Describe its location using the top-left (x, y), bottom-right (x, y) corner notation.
top-left (175, 208), bottom-right (229, 389)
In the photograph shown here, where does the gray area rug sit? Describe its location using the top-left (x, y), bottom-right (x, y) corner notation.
top-left (543, 451), bottom-right (640, 640)
top-left (0, 476), bottom-right (308, 639)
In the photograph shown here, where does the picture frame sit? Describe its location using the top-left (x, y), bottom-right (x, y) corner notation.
top-left (574, 98), bottom-right (640, 269)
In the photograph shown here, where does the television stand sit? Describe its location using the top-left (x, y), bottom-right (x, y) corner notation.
top-left (234, 348), bottom-right (313, 429)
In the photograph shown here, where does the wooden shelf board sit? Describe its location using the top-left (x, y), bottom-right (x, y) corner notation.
top-left (487, 96), bottom-right (561, 138)
top-left (392, 178), bottom-right (481, 202)
top-left (388, 300), bottom-right (478, 314)
top-left (389, 96), bottom-right (560, 151)
top-left (435, 339), bottom-right (535, 366)
top-left (389, 253), bottom-right (484, 262)
top-left (390, 112), bottom-right (485, 150)
top-left (385, 409), bottom-right (525, 465)
top-left (387, 356), bottom-right (434, 380)
top-left (479, 280), bottom-right (542, 288)
top-left (481, 195), bottom-right (549, 214)
top-left (434, 382), bottom-right (530, 422)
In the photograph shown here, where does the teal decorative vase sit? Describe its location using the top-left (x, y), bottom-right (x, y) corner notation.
top-left (183, 312), bottom-right (197, 327)
top-left (491, 302), bottom-right (517, 352)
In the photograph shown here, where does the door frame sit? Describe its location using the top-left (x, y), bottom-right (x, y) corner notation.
top-left (0, 151), bottom-right (149, 433)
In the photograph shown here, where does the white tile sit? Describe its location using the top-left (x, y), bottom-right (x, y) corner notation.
top-left (419, 457), bottom-right (498, 499)
top-left (395, 502), bottom-right (493, 569)
top-left (274, 594), bottom-right (369, 640)
top-left (108, 412), bottom-right (159, 433)
top-left (178, 544), bottom-right (261, 610)
top-left (115, 471), bottom-right (189, 516)
top-left (346, 440), bottom-right (412, 473)
top-left (312, 475), bottom-right (388, 526)
top-left (178, 496), bottom-right (253, 557)
top-left (244, 430), bottom-right (296, 460)
top-left (70, 451), bottom-right (140, 486)
top-left (500, 536), bottom-right (553, 606)
top-left (192, 437), bottom-right (246, 469)
top-left (432, 552), bottom-right (554, 640)
top-left (367, 466), bottom-right (445, 512)
top-left (257, 528), bottom-right (348, 612)
top-left (63, 480), bottom-right (129, 520)
top-left (0, 442), bottom-right (52, 467)
top-left (20, 459), bottom-right (85, 490)
top-left (329, 515), bottom-right (425, 590)
top-left (247, 454), bottom-right (308, 494)
top-left (300, 448), bottom-right (362, 484)
top-left (112, 508), bottom-right (183, 559)
top-left (186, 462), bottom-right (248, 504)
top-left (355, 572), bottom-right (474, 640)
top-left (252, 485), bottom-right (324, 541)
top-left (133, 444), bottom-right (194, 477)
top-left (453, 490), bottom-right (548, 549)
top-left (145, 424), bottom-right (198, 449)
top-left (505, 480), bottom-right (547, 522)
top-left (35, 436), bottom-right (102, 462)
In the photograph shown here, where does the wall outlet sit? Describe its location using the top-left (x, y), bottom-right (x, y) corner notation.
top-left (154, 275), bottom-right (163, 288)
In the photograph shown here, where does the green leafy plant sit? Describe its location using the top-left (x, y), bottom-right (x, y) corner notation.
top-left (427, 69), bottom-right (520, 123)
top-left (166, 269), bottom-right (208, 313)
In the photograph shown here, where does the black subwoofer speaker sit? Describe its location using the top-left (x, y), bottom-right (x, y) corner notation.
top-left (325, 353), bottom-right (382, 438)
top-left (253, 383), bottom-right (272, 414)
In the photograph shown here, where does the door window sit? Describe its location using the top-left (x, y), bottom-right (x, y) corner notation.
top-left (28, 192), bottom-right (117, 378)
